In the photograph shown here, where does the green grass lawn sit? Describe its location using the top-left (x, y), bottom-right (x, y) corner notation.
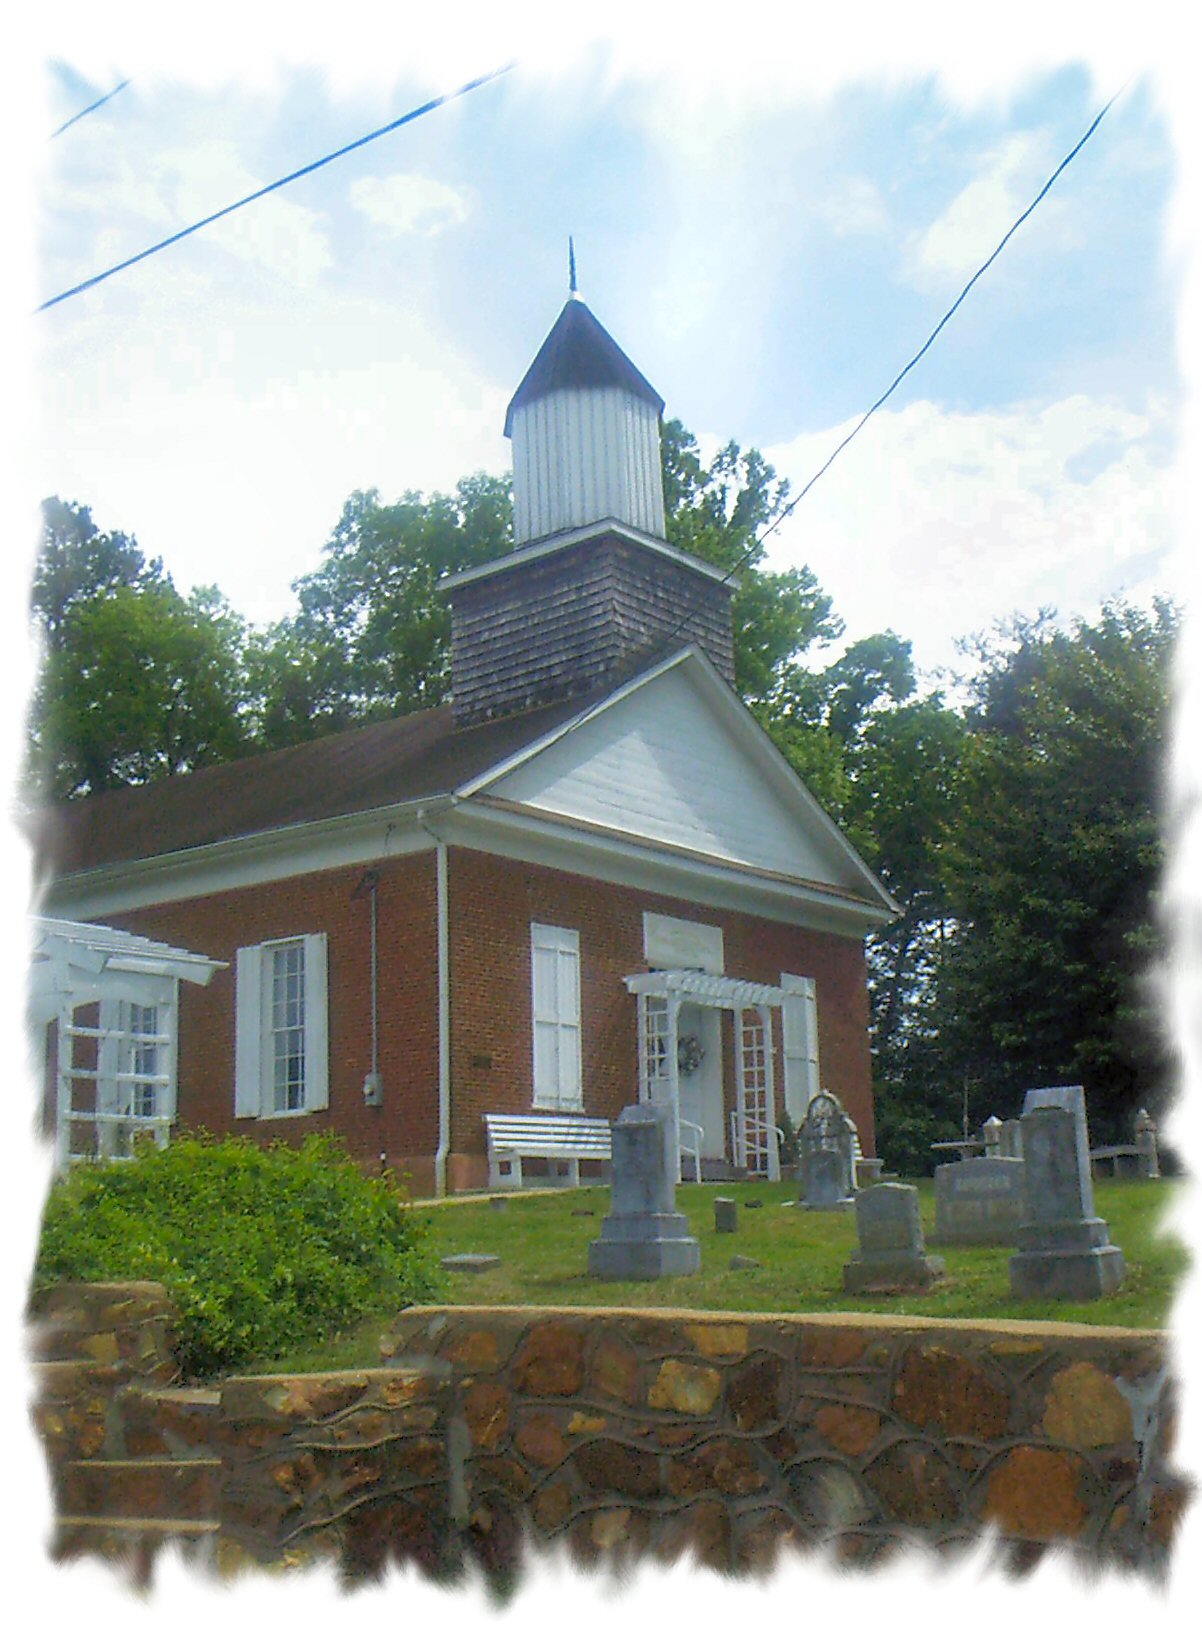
top-left (265, 1177), bottom-right (1189, 1375)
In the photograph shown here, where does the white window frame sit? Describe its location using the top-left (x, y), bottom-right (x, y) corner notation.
top-left (530, 922), bottom-right (583, 1111)
top-left (235, 934), bottom-right (329, 1119)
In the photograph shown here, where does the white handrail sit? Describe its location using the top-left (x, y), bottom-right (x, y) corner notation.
top-left (678, 1117), bottom-right (704, 1183)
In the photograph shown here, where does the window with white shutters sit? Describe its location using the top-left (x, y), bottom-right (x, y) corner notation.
top-left (530, 923), bottom-right (582, 1110)
top-left (235, 934), bottom-right (329, 1118)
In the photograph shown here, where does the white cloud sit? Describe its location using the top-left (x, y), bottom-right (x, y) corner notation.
top-left (815, 176), bottom-right (891, 238)
top-left (906, 131), bottom-right (1053, 286)
top-left (761, 393), bottom-right (1177, 680)
top-left (349, 173), bottom-right (471, 238)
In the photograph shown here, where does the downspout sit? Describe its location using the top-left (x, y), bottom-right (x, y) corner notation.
top-left (417, 808), bottom-right (451, 1197)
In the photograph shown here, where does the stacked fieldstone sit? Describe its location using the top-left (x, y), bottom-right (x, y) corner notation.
top-left (378, 1307), bottom-right (1187, 1578)
top-left (217, 1365), bottom-right (460, 1580)
top-left (30, 1288), bottom-right (1191, 1588)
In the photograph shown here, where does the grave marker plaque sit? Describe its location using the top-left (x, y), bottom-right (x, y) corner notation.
top-left (843, 1183), bottom-right (944, 1292)
top-left (932, 1156), bottom-right (1025, 1245)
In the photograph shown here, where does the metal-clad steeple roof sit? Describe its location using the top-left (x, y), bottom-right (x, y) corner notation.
top-left (504, 297), bottom-right (665, 436)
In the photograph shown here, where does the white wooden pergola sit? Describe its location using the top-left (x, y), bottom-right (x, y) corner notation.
top-left (29, 917), bottom-right (226, 1172)
top-left (624, 968), bottom-right (785, 1182)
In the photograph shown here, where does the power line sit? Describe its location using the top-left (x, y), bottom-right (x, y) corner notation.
top-left (51, 78), bottom-right (131, 139)
top-left (527, 87), bottom-right (1123, 754)
top-left (38, 63), bottom-right (514, 313)
top-left (754, 85), bottom-right (1124, 557)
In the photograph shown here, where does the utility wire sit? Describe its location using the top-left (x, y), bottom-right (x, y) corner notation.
top-left (753, 85), bottom-right (1123, 557)
top-left (516, 86), bottom-right (1123, 759)
top-left (51, 78), bottom-right (131, 139)
top-left (38, 63), bottom-right (514, 313)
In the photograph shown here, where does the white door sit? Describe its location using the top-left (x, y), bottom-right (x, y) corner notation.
top-left (676, 1003), bottom-right (724, 1159)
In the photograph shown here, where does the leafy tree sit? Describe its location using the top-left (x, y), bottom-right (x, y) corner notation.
top-left (250, 474), bottom-right (514, 748)
top-left (31, 497), bottom-right (164, 654)
top-left (660, 420), bottom-right (843, 710)
top-left (929, 600), bottom-right (1178, 1144)
top-left (30, 580), bottom-right (249, 798)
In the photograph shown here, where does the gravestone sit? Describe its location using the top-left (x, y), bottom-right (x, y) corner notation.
top-left (588, 1103), bottom-right (701, 1279)
top-left (1134, 1108), bottom-right (1161, 1179)
top-left (441, 1253), bottom-right (500, 1274)
top-left (798, 1091), bottom-right (856, 1210)
top-left (1022, 1084), bottom-right (1090, 1178)
top-left (714, 1197), bottom-right (738, 1233)
top-left (1009, 1105), bottom-right (1125, 1299)
top-left (982, 1116), bottom-right (1003, 1158)
top-left (1000, 1118), bottom-right (1024, 1160)
top-left (843, 1183), bottom-right (944, 1292)
top-left (931, 1156), bottom-right (1025, 1245)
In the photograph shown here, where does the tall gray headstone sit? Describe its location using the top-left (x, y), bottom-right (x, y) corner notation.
top-left (843, 1183), bottom-right (944, 1292)
top-left (1022, 1084), bottom-right (1091, 1182)
top-left (982, 1116), bottom-right (1003, 1157)
top-left (931, 1156), bottom-right (1025, 1245)
top-left (588, 1103), bottom-right (701, 1279)
top-left (1009, 1105), bottom-right (1125, 1299)
top-left (798, 1091), bottom-right (855, 1210)
top-left (1134, 1108), bottom-right (1161, 1179)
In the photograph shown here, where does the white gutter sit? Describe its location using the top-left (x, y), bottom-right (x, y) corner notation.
top-left (417, 808), bottom-right (453, 1198)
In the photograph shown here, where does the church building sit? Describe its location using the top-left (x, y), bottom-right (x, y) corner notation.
top-left (34, 288), bottom-right (896, 1195)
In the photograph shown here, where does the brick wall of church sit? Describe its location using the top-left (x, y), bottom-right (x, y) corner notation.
top-left (92, 844), bottom-right (873, 1196)
top-left (445, 848), bottom-right (874, 1190)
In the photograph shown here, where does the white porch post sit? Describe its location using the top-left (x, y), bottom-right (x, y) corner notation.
top-left (759, 1004), bottom-right (781, 1182)
top-left (733, 1006), bottom-right (747, 1170)
top-left (666, 992), bottom-right (682, 1184)
top-left (55, 1004), bottom-right (73, 1174)
top-left (636, 992), bottom-right (648, 1103)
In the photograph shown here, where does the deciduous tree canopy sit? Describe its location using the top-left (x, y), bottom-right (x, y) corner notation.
top-left (27, 447), bottom-right (1177, 1166)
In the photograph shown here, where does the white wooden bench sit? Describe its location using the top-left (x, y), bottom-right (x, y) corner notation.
top-left (484, 1113), bottom-right (612, 1189)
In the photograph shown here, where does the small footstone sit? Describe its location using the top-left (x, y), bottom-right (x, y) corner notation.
top-left (441, 1253), bottom-right (500, 1274)
top-left (730, 1255), bottom-right (761, 1271)
top-left (744, 1199), bottom-right (764, 1210)
top-left (489, 1197), bottom-right (507, 1211)
top-left (571, 1208), bottom-right (596, 1217)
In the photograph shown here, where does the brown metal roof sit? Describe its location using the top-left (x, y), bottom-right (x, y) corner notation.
top-left (32, 688), bottom-right (605, 880)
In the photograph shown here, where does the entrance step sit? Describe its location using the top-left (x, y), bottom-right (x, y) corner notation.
top-left (698, 1160), bottom-right (751, 1182)
top-left (56, 1456), bottom-right (222, 1523)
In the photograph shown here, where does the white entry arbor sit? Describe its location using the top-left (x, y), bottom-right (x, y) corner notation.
top-left (624, 968), bottom-right (785, 1182)
top-left (30, 917), bottom-right (226, 1172)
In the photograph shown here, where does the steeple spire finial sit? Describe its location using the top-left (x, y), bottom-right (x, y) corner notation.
top-left (568, 235), bottom-right (577, 296)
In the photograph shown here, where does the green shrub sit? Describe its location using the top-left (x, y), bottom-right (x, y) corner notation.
top-left (33, 1134), bottom-right (441, 1378)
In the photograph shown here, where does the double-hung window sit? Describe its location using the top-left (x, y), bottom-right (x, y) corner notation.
top-left (530, 923), bottom-right (582, 1111)
top-left (235, 934), bottom-right (329, 1118)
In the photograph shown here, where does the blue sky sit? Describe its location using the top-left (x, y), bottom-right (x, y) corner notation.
top-left (17, 8), bottom-right (1188, 692)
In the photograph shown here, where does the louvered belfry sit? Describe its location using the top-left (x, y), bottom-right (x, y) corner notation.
top-left (447, 294), bottom-right (735, 727)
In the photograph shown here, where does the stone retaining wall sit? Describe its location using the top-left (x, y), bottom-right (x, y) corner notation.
top-left (378, 1306), bottom-right (1188, 1579)
top-left (29, 1288), bottom-right (1191, 1587)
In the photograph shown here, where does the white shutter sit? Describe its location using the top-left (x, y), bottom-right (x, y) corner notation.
top-left (303, 933), bottom-right (329, 1111)
top-left (531, 924), bottom-right (582, 1110)
top-left (781, 973), bottom-right (820, 1125)
top-left (234, 944), bottom-right (263, 1117)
